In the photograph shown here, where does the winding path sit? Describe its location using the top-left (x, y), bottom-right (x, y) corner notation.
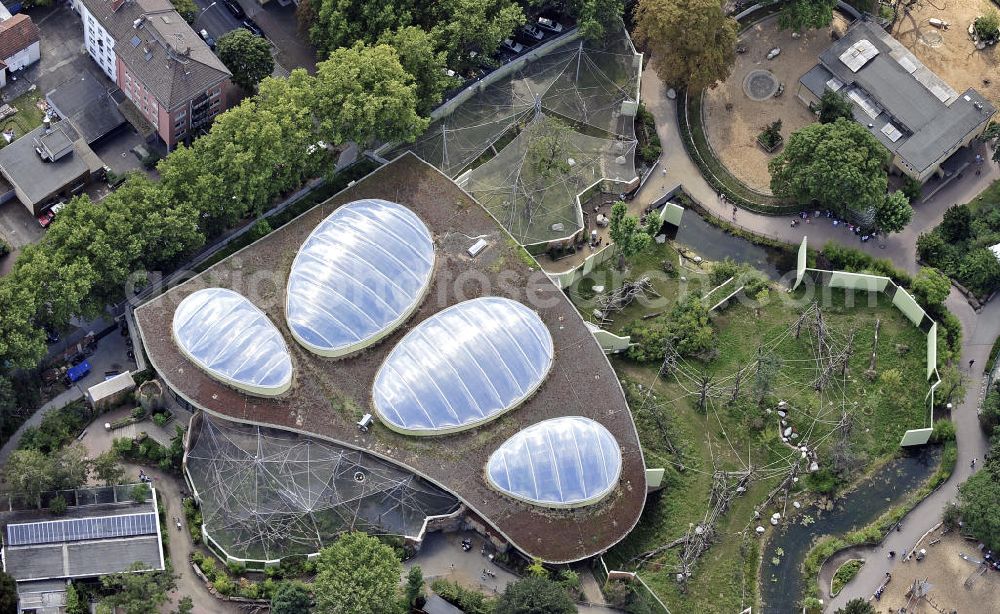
top-left (635, 60), bottom-right (999, 612)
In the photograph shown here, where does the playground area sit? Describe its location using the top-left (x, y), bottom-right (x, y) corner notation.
top-left (703, 13), bottom-right (851, 193)
top-left (892, 0), bottom-right (1000, 110)
top-left (879, 530), bottom-right (1000, 612)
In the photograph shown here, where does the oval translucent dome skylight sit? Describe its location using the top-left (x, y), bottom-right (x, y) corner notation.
top-left (486, 416), bottom-right (622, 508)
top-left (172, 288), bottom-right (293, 396)
top-left (286, 199), bottom-right (435, 357)
top-left (372, 297), bottom-right (554, 435)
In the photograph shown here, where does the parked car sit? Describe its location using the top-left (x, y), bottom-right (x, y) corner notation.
top-left (50, 201), bottom-right (67, 216)
top-left (537, 17), bottom-right (564, 33)
top-left (223, 0), bottom-right (245, 19)
top-left (501, 38), bottom-right (524, 54)
top-left (521, 24), bottom-right (544, 41)
top-left (37, 209), bottom-right (55, 228)
top-left (199, 28), bottom-right (216, 49)
top-left (242, 19), bottom-right (265, 39)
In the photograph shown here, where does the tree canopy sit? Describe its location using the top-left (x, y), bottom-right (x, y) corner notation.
top-left (313, 532), bottom-right (402, 614)
top-left (608, 200), bottom-right (657, 269)
top-left (0, 570), bottom-right (16, 614)
top-left (769, 118), bottom-right (890, 217)
top-left (911, 267), bottom-right (951, 307)
top-left (780, 0), bottom-right (837, 31)
top-left (99, 563), bottom-right (173, 614)
top-left (271, 581), bottom-right (313, 614)
top-left (836, 598), bottom-right (876, 614)
top-left (3, 446), bottom-right (90, 505)
top-left (216, 29), bottom-right (275, 91)
top-left (873, 190), bottom-right (912, 234)
top-left (495, 576), bottom-right (577, 614)
top-left (377, 27), bottom-right (454, 116)
top-left (817, 89), bottom-right (853, 124)
top-left (633, 0), bottom-right (738, 90)
top-left (959, 437), bottom-right (1000, 551)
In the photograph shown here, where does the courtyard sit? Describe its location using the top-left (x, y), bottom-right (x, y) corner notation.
top-left (703, 13), bottom-right (851, 194)
top-left (892, 0), bottom-right (1000, 110)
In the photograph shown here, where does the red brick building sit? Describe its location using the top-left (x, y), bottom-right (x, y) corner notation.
top-left (76, 0), bottom-right (234, 148)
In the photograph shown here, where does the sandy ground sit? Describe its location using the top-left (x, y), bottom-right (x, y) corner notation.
top-left (703, 14), bottom-right (851, 194)
top-left (892, 0), bottom-right (1000, 110)
top-left (877, 530), bottom-right (1000, 612)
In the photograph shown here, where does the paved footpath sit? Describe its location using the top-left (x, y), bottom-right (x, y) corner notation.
top-left (636, 59), bottom-right (1000, 612)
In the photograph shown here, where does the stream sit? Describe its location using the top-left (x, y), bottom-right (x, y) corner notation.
top-left (758, 447), bottom-right (941, 612)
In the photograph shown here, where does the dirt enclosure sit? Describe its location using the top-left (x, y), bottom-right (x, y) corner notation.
top-left (878, 530), bottom-right (1000, 612)
top-left (892, 0), bottom-right (1000, 110)
top-left (703, 14), bottom-right (852, 194)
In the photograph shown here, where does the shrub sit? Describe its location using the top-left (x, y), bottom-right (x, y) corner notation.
top-left (831, 559), bottom-right (863, 595)
top-left (248, 219), bottom-right (273, 242)
top-left (130, 407), bottom-right (145, 420)
top-left (130, 483), bottom-right (149, 503)
top-left (152, 413), bottom-right (169, 428)
top-left (227, 561), bottom-right (246, 576)
top-left (430, 579), bottom-right (494, 614)
top-left (50, 494), bottom-right (68, 515)
top-left (213, 576), bottom-right (234, 595)
top-left (930, 419), bottom-right (956, 443)
top-left (973, 10), bottom-right (1000, 41)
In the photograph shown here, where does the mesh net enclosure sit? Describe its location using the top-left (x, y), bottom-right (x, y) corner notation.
top-left (185, 415), bottom-right (459, 562)
top-left (394, 26), bottom-right (641, 246)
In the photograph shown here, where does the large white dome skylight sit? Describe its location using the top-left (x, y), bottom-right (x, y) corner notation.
top-left (486, 416), bottom-right (622, 508)
top-left (372, 297), bottom-right (554, 435)
top-left (285, 199), bottom-right (435, 358)
top-left (172, 288), bottom-right (293, 396)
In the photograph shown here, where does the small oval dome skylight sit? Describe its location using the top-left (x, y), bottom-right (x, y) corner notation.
top-left (486, 416), bottom-right (622, 508)
top-left (286, 199), bottom-right (435, 358)
top-left (372, 297), bottom-right (554, 435)
top-left (172, 288), bottom-right (293, 396)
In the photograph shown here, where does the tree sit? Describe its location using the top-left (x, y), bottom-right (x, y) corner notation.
top-left (216, 29), bottom-right (275, 92)
top-left (769, 118), bottom-right (890, 216)
top-left (873, 190), bottom-right (912, 234)
top-left (92, 450), bottom-right (127, 486)
top-left (940, 204), bottom-right (972, 243)
top-left (817, 89), bottom-right (853, 124)
top-left (313, 532), bottom-right (402, 614)
top-left (404, 566), bottom-right (424, 608)
top-left (835, 598), bottom-right (876, 614)
top-left (634, 0), bottom-right (738, 90)
top-left (312, 43), bottom-right (428, 145)
top-left (0, 570), bottom-right (17, 614)
top-left (495, 576), bottom-right (576, 614)
top-left (65, 582), bottom-right (89, 614)
top-left (665, 293), bottom-right (714, 356)
top-left (4, 449), bottom-right (55, 505)
top-left (525, 117), bottom-right (572, 179)
top-left (307, 0), bottom-right (414, 57)
top-left (958, 248), bottom-right (1000, 296)
top-left (912, 267), bottom-right (951, 307)
top-left (780, 0), bottom-right (837, 31)
top-left (608, 201), bottom-right (656, 270)
top-left (958, 438), bottom-right (1000, 551)
top-left (173, 596), bottom-right (194, 614)
top-left (378, 26), bottom-right (454, 116)
top-left (271, 581), bottom-right (312, 614)
top-left (51, 445), bottom-right (91, 491)
top-left (431, 0), bottom-right (525, 69)
top-left (529, 0), bottom-right (624, 40)
top-left (100, 563), bottom-right (172, 614)
top-left (170, 0), bottom-right (198, 22)
top-left (0, 278), bottom-right (47, 370)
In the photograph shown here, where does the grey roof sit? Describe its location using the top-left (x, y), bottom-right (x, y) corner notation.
top-left (78, 0), bottom-right (231, 110)
top-left (424, 594), bottom-right (464, 614)
top-left (16, 579), bottom-right (68, 595)
top-left (0, 123), bottom-right (104, 207)
top-left (802, 20), bottom-right (995, 174)
top-left (46, 73), bottom-right (126, 144)
top-left (4, 536), bottom-right (163, 581)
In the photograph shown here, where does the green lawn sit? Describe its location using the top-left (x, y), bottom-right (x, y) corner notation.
top-left (586, 252), bottom-right (931, 613)
top-left (1, 90), bottom-right (45, 148)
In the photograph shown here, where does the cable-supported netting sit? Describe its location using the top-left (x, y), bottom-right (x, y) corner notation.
top-left (462, 113), bottom-right (636, 245)
top-left (394, 26), bottom-right (641, 245)
top-left (185, 415), bottom-right (460, 562)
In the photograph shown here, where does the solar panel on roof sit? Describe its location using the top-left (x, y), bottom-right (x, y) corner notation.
top-left (130, 35), bottom-right (141, 48)
top-left (4, 512), bottom-right (157, 547)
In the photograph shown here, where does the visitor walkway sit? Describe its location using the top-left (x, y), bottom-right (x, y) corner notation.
top-left (636, 61), bottom-right (999, 612)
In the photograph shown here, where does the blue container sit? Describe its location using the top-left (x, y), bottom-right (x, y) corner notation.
top-left (66, 360), bottom-right (91, 383)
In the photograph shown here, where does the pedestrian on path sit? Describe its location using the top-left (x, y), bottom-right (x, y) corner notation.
top-left (969, 359), bottom-right (975, 369)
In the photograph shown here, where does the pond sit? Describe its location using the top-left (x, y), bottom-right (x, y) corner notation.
top-left (664, 211), bottom-right (796, 281)
top-left (758, 447), bottom-right (940, 612)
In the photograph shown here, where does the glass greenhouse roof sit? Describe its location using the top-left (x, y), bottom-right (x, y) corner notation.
top-left (486, 416), bottom-right (622, 508)
top-left (286, 199), bottom-right (435, 357)
top-left (373, 297), bottom-right (554, 435)
top-left (172, 288), bottom-right (293, 396)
